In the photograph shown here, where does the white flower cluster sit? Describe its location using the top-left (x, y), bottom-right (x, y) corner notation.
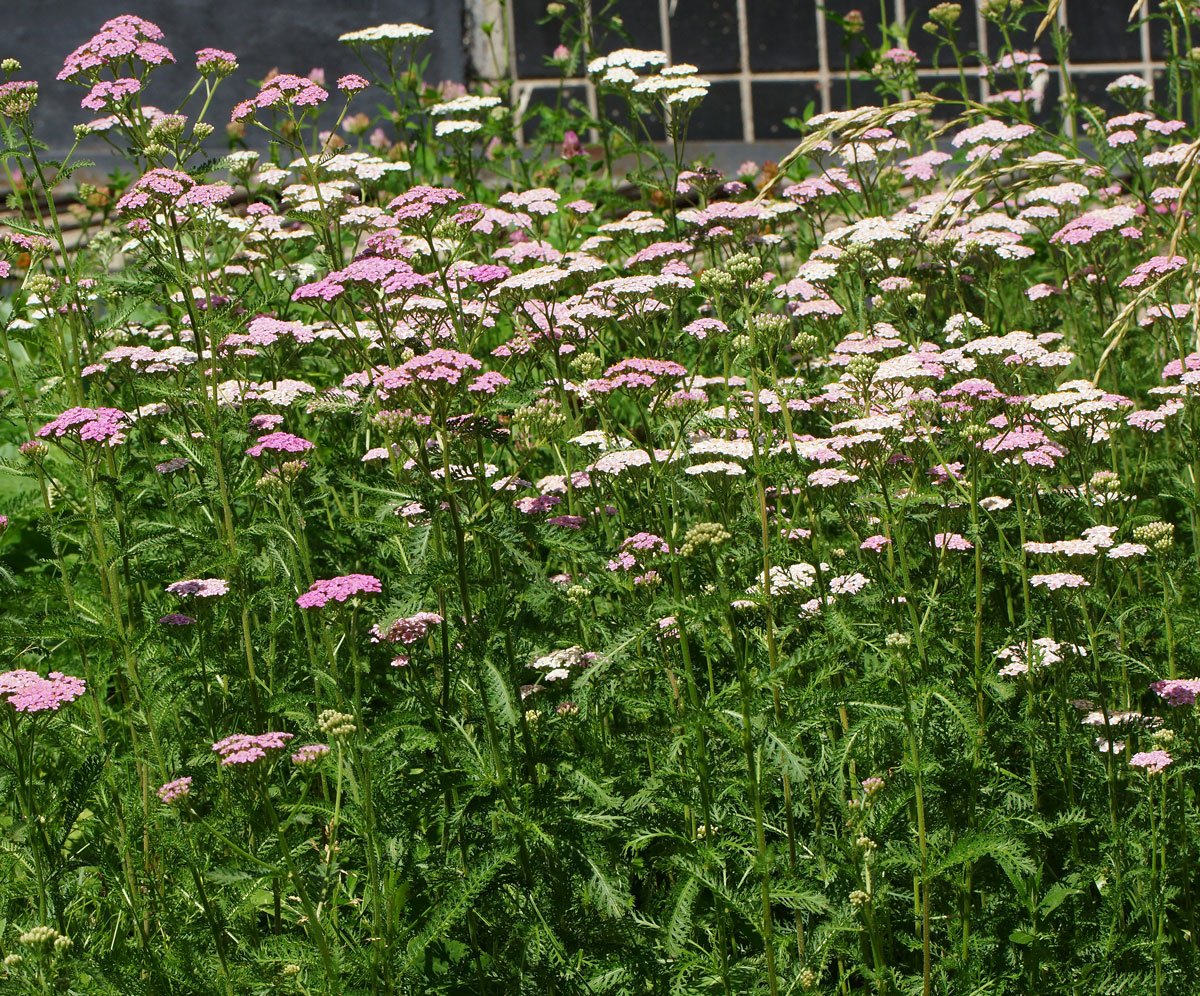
top-left (339, 23), bottom-right (433, 44)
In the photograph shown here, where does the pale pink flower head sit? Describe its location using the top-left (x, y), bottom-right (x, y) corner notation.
top-left (1120, 254), bottom-right (1187, 289)
top-left (995, 636), bottom-right (1082, 677)
top-left (934, 532), bottom-right (973, 551)
top-left (860, 535), bottom-right (891, 552)
top-left (212, 731), bottom-right (295, 767)
top-left (291, 743), bottom-right (331, 765)
top-left (337, 74), bottom-right (370, 94)
top-left (528, 646), bottom-right (597, 682)
top-left (1129, 749), bottom-right (1172, 774)
top-left (621, 532), bottom-right (671, 555)
top-left (1150, 678), bottom-right (1200, 707)
top-left (157, 776), bottom-right (192, 805)
top-left (250, 413), bottom-right (285, 432)
top-left (881, 47), bottom-right (918, 65)
top-left (683, 317), bottom-right (729, 340)
top-left (808, 467), bottom-right (860, 487)
top-left (1029, 572), bottom-right (1089, 591)
top-left (296, 574), bottom-right (382, 609)
top-left (385, 185), bottom-right (466, 225)
top-left (514, 495), bottom-right (562, 515)
top-left (829, 572), bottom-right (870, 595)
top-left (245, 432), bottom-right (315, 458)
top-left (469, 371), bottom-right (511, 394)
top-left (0, 670), bottom-right (86, 713)
top-left (370, 611), bottom-right (444, 644)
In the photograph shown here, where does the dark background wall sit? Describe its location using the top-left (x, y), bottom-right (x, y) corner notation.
top-left (0, 0), bottom-right (1174, 163)
top-left (506, 0), bottom-right (1167, 143)
top-left (6, 0), bottom-right (465, 161)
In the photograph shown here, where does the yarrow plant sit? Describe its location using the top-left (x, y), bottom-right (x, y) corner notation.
top-left (6, 5), bottom-right (1200, 995)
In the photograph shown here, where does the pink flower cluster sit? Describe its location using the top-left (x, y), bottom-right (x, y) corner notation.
top-left (232, 74), bottom-right (329, 122)
top-left (1029, 573), bottom-right (1089, 591)
top-left (291, 256), bottom-right (432, 303)
top-left (337, 74), bottom-right (370, 93)
top-left (1120, 254), bottom-right (1187, 289)
top-left (469, 371), bottom-right (511, 394)
top-left (58, 15), bottom-right (174, 81)
top-left (296, 574), bottom-right (382, 608)
top-left (980, 426), bottom-right (1066, 469)
top-left (36, 406), bottom-right (127, 447)
top-left (378, 349), bottom-right (482, 392)
top-left (514, 495), bottom-right (562, 515)
top-left (157, 776), bottom-right (192, 804)
top-left (195, 48), bottom-right (237, 74)
top-left (370, 611), bottom-right (444, 644)
top-left (292, 743), bottom-right (331, 765)
top-left (1050, 207), bottom-right (1140, 246)
top-left (0, 670), bottom-right (87, 713)
top-left (0, 81), bottom-right (39, 119)
top-left (114, 168), bottom-right (198, 214)
top-left (80, 77), bottom-right (141, 110)
top-left (621, 532), bottom-right (671, 554)
top-left (595, 357), bottom-right (688, 391)
top-left (1150, 678), bottom-right (1200, 706)
top-left (245, 432), bottom-right (315, 458)
top-left (1129, 750), bottom-right (1173, 773)
top-left (212, 731), bottom-right (295, 767)
top-left (933, 532), bottom-right (973, 551)
top-left (385, 185), bottom-right (466, 223)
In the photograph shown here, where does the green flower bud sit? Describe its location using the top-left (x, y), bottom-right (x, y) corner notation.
top-left (1133, 521), bottom-right (1174, 552)
top-left (317, 708), bottom-right (357, 739)
top-left (792, 331), bottom-right (820, 355)
top-left (697, 268), bottom-right (737, 296)
top-left (570, 352), bottom-right (603, 378)
top-left (929, 2), bottom-right (962, 27)
top-left (680, 521), bottom-right (732, 557)
top-left (24, 273), bottom-right (55, 296)
top-left (724, 251), bottom-right (763, 283)
top-left (846, 354), bottom-right (879, 386)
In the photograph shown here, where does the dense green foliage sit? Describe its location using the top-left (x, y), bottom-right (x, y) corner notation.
top-left (4, 2), bottom-right (1200, 993)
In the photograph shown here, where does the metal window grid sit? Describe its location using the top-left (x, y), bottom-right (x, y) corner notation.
top-left (466, 0), bottom-right (1171, 144)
